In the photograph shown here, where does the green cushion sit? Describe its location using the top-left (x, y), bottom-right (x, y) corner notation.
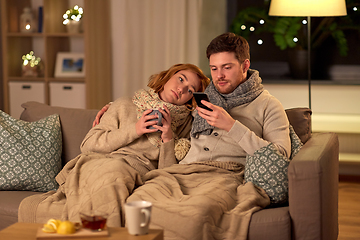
top-left (0, 110), bottom-right (62, 192)
top-left (245, 125), bottom-right (303, 204)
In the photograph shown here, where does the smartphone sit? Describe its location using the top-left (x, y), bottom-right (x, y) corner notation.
top-left (193, 92), bottom-right (213, 111)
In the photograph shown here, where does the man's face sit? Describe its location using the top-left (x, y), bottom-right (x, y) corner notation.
top-left (209, 52), bottom-right (249, 94)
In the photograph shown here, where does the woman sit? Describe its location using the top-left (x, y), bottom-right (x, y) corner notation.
top-left (39, 64), bottom-right (209, 227)
top-left (81, 63), bottom-right (209, 170)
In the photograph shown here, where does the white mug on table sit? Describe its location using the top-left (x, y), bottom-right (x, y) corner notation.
top-left (125, 200), bottom-right (152, 235)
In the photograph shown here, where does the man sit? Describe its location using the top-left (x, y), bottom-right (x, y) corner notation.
top-left (180, 32), bottom-right (291, 165)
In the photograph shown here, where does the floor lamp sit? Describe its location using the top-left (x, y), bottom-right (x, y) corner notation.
top-left (268, 0), bottom-right (347, 109)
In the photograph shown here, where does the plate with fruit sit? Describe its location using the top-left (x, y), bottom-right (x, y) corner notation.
top-left (36, 217), bottom-right (109, 239)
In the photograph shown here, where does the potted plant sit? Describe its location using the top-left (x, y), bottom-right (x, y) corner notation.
top-left (230, 0), bottom-right (360, 79)
top-left (62, 5), bottom-right (84, 33)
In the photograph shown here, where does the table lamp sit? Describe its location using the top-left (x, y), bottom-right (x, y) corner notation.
top-left (268, 0), bottom-right (347, 109)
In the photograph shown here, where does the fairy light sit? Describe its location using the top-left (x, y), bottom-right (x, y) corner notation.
top-left (22, 51), bottom-right (41, 67)
top-left (63, 5), bottom-right (83, 25)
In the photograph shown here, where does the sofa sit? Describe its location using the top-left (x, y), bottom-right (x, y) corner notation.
top-left (0, 101), bottom-right (339, 240)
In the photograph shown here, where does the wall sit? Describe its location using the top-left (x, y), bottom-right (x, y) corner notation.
top-left (110, 0), bottom-right (227, 99)
top-left (198, 0), bottom-right (227, 77)
top-left (264, 82), bottom-right (360, 175)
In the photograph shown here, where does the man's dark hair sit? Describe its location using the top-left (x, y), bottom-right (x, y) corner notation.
top-left (206, 32), bottom-right (250, 63)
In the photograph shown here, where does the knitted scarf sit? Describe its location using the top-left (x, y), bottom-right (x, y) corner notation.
top-left (132, 88), bottom-right (190, 148)
top-left (191, 69), bottom-right (264, 137)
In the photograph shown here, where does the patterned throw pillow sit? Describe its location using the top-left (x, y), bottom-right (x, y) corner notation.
top-left (245, 125), bottom-right (303, 204)
top-left (0, 110), bottom-right (62, 192)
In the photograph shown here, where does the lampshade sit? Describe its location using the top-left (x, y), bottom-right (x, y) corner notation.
top-left (269, 0), bottom-right (347, 17)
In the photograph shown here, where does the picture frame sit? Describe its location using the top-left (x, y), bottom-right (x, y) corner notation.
top-left (54, 52), bottom-right (85, 78)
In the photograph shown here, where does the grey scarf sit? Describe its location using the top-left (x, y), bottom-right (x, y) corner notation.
top-left (191, 69), bottom-right (264, 137)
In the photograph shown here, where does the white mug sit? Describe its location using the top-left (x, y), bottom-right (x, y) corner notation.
top-left (125, 201), bottom-right (152, 235)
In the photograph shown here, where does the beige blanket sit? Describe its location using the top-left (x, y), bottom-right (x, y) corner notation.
top-left (127, 161), bottom-right (270, 240)
top-left (19, 152), bottom-right (143, 227)
top-left (19, 157), bottom-right (269, 240)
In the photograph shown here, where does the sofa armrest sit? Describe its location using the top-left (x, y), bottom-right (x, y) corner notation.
top-left (288, 132), bottom-right (339, 240)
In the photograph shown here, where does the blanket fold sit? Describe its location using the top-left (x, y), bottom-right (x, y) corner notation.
top-left (19, 152), bottom-right (143, 227)
top-left (127, 161), bottom-right (270, 240)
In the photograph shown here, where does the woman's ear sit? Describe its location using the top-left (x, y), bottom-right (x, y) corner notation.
top-left (243, 59), bottom-right (250, 73)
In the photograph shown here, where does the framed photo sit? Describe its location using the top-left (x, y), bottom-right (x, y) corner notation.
top-left (55, 52), bottom-right (85, 77)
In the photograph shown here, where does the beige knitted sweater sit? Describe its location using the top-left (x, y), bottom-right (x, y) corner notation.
top-left (80, 97), bottom-right (193, 173)
top-left (180, 90), bottom-right (291, 166)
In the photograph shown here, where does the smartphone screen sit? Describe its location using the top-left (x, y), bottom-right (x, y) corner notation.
top-left (193, 93), bottom-right (213, 111)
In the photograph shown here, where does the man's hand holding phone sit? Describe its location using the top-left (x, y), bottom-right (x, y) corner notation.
top-left (194, 93), bottom-right (235, 132)
top-left (193, 93), bottom-right (213, 112)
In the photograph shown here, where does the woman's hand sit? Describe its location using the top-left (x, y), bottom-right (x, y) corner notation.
top-left (153, 105), bottom-right (173, 143)
top-left (135, 109), bottom-right (161, 136)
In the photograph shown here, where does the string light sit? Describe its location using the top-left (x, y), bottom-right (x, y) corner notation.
top-left (22, 51), bottom-right (41, 67)
top-left (241, 25), bottom-right (246, 30)
top-left (302, 19), bottom-right (307, 25)
top-left (257, 39), bottom-right (263, 45)
top-left (250, 27), bottom-right (255, 32)
top-left (63, 5), bottom-right (83, 25)
top-left (259, 19), bottom-right (265, 24)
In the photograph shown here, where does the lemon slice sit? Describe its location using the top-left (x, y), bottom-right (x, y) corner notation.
top-left (57, 220), bottom-right (76, 234)
top-left (47, 218), bottom-right (62, 230)
top-left (42, 223), bottom-right (56, 233)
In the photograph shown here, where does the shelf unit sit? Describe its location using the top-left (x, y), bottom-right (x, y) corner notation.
top-left (1, 0), bottom-right (112, 118)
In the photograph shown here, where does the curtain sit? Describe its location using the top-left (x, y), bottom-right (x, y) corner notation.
top-left (110, 0), bottom-right (203, 99)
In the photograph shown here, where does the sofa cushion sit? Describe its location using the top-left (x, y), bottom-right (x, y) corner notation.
top-left (248, 207), bottom-right (291, 240)
top-left (0, 111), bottom-right (62, 192)
top-left (20, 101), bottom-right (99, 166)
top-left (285, 108), bottom-right (312, 144)
top-left (245, 126), bottom-right (303, 204)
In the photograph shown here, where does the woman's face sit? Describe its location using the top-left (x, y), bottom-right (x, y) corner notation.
top-left (159, 70), bottom-right (201, 105)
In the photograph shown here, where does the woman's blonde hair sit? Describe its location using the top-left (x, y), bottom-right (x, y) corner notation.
top-left (148, 63), bottom-right (210, 110)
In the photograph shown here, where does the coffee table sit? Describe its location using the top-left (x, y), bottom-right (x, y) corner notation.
top-left (0, 222), bottom-right (163, 240)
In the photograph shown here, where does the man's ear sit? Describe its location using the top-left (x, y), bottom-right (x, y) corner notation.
top-left (243, 59), bottom-right (250, 73)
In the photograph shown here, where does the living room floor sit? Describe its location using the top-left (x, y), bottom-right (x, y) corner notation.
top-left (338, 178), bottom-right (360, 240)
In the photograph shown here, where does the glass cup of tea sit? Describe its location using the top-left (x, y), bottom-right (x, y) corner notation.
top-left (80, 210), bottom-right (108, 231)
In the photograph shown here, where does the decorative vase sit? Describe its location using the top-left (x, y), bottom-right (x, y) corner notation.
top-left (22, 65), bottom-right (38, 77)
top-left (66, 20), bottom-right (81, 34)
top-left (20, 7), bottom-right (36, 33)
